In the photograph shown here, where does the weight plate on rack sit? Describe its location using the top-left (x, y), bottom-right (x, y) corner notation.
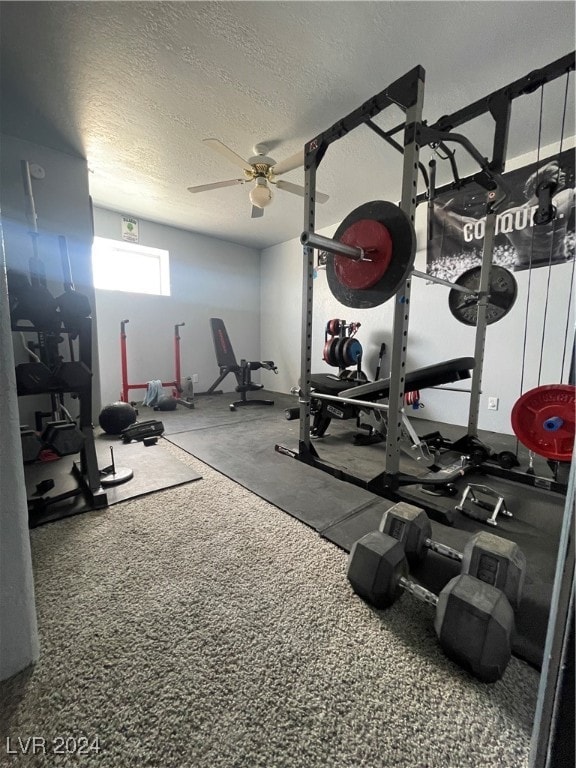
top-left (511, 384), bottom-right (575, 461)
top-left (448, 265), bottom-right (517, 326)
top-left (326, 201), bottom-right (416, 309)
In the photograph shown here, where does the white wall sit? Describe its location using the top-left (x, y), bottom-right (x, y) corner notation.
top-left (261, 142), bottom-right (575, 435)
top-left (0, 226), bottom-right (40, 680)
top-left (92, 208), bottom-right (272, 407)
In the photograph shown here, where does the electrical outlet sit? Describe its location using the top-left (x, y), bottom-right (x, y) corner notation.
top-left (29, 163), bottom-right (45, 179)
top-left (192, 374), bottom-right (199, 384)
top-left (488, 396), bottom-right (499, 411)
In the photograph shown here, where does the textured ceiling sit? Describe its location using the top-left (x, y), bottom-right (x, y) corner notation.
top-left (1, 1), bottom-right (575, 248)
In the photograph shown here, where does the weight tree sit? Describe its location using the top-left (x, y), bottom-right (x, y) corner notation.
top-left (283, 51), bottom-right (575, 496)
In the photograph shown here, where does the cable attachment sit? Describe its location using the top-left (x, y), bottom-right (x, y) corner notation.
top-left (534, 180), bottom-right (558, 225)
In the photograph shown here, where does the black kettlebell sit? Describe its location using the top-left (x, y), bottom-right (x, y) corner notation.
top-left (155, 396), bottom-right (177, 412)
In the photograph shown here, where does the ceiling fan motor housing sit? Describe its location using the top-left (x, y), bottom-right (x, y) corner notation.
top-left (248, 144), bottom-right (277, 172)
top-left (249, 158), bottom-right (276, 172)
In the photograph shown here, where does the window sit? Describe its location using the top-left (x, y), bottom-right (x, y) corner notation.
top-left (91, 237), bottom-right (170, 296)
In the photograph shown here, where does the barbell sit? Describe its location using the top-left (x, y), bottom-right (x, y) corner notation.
top-left (302, 200), bottom-right (517, 324)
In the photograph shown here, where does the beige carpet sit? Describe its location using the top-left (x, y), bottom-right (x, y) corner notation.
top-left (1, 440), bottom-right (540, 768)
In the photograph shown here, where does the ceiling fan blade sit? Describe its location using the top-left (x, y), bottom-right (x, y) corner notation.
top-left (187, 179), bottom-right (246, 193)
top-left (274, 180), bottom-right (305, 197)
top-left (275, 179), bottom-right (330, 204)
top-left (203, 139), bottom-right (253, 172)
top-left (251, 205), bottom-right (264, 219)
top-left (270, 150), bottom-right (304, 176)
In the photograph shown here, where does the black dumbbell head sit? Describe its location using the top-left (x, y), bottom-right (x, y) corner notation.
top-left (379, 502), bottom-right (432, 565)
top-left (42, 422), bottom-right (85, 456)
top-left (347, 530), bottom-right (408, 608)
top-left (56, 290), bottom-right (91, 325)
top-left (462, 532), bottom-right (526, 610)
top-left (435, 573), bottom-right (514, 683)
top-left (20, 428), bottom-right (42, 463)
top-left (15, 362), bottom-right (59, 395)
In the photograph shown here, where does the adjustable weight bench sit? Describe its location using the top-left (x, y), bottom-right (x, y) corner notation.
top-left (341, 357), bottom-right (476, 400)
top-left (205, 318), bottom-right (278, 410)
top-left (308, 357), bottom-right (476, 439)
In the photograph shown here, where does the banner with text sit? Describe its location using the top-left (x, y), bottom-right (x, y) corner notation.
top-left (427, 150), bottom-right (575, 282)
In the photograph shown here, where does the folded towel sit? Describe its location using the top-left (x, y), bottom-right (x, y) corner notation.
top-left (142, 379), bottom-right (164, 407)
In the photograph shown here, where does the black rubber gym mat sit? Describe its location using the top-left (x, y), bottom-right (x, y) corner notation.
top-left (166, 416), bottom-right (391, 532)
top-left (147, 390), bottom-right (284, 437)
top-left (25, 436), bottom-right (202, 528)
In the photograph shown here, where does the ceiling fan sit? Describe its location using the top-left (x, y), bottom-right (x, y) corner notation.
top-left (188, 139), bottom-right (330, 218)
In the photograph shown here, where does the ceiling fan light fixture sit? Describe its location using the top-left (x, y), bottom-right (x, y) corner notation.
top-left (249, 178), bottom-right (272, 208)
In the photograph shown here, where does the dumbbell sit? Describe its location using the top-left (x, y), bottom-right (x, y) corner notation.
top-left (41, 421), bottom-right (85, 457)
top-left (52, 361), bottom-right (92, 391)
top-left (15, 362), bottom-right (59, 395)
top-left (20, 426), bottom-right (43, 463)
top-left (379, 502), bottom-right (526, 609)
top-left (347, 530), bottom-right (514, 683)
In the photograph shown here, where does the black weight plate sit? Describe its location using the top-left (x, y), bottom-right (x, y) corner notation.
top-left (342, 337), bottom-right (363, 367)
top-left (449, 265), bottom-right (517, 326)
top-left (324, 338), bottom-right (339, 367)
top-left (326, 201), bottom-right (417, 309)
top-left (334, 338), bottom-right (347, 368)
top-left (101, 467), bottom-right (134, 486)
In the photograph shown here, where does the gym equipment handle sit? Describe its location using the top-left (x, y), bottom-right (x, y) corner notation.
top-left (398, 576), bottom-right (438, 607)
top-left (424, 538), bottom-right (463, 563)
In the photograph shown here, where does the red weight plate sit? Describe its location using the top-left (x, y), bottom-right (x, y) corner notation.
top-left (511, 384), bottom-right (576, 461)
top-left (328, 319), bottom-right (341, 336)
top-left (334, 220), bottom-right (393, 290)
top-left (327, 201), bottom-right (416, 309)
top-left (323, 338), bottom-right (339, 366)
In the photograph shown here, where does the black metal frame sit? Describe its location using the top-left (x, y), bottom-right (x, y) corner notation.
top-left (280, 52), bottom-right (574, 497)
top-left (296, 65), bottom-right (426, 474)
top-left (14, 315), bottom-right (107, 525)
top-left (418, 51), bottom-right (575, 199)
